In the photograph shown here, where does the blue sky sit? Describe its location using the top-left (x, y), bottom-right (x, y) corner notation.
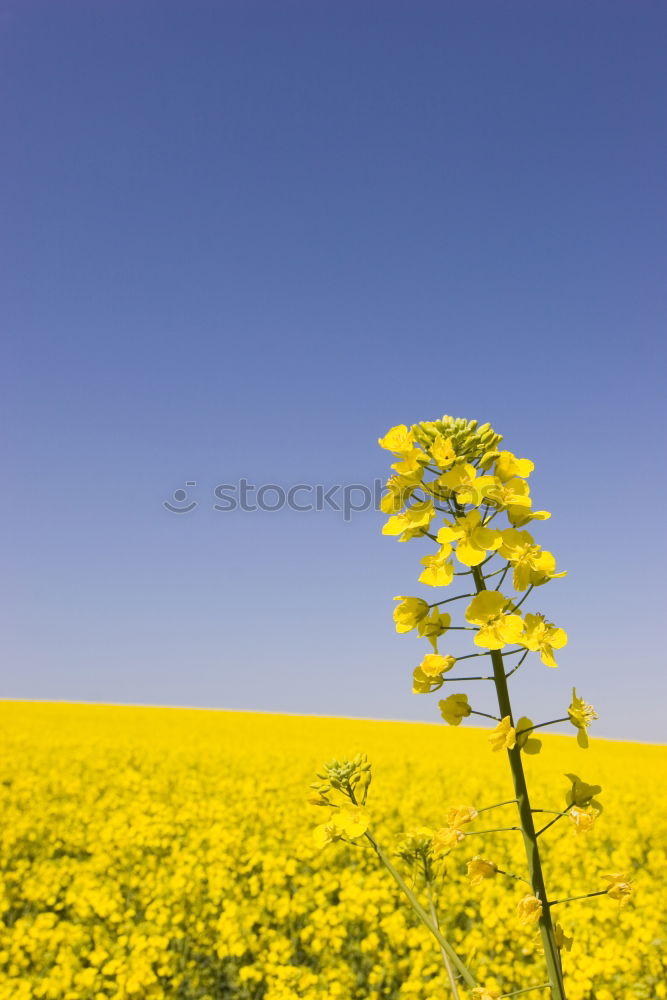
top-left (3, 1), bottom-right (666, 742)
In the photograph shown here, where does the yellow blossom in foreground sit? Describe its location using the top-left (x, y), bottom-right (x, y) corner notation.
top-left (418, 653), bottom-right (456, 678)
top-left (554, 923), bottom-right (574, 952)
top-left (378, 424), bottom-right (415, 454)
top-left (419, 547), bottom-right (455, 587)
top-left (517, 894), bottom-right (543, 925)
top-left (467, 856), bottom-right (498, 886)
top-left (568, 688), bottom-right (599, 748)
top-left (520, 613), bottom-right (568, 667)
top-left (417, 607), bottom-right (451, 650)
top-left (603, 872), bottom-right (635, 907)
top-left (488, 716), bottom-right (516, 752)
top-left (515, 716), bottom-right (542, 755)
top-left (431, 826), bottom-right (465, 855)
top-left (380, 471), bottom-right (422, 513)
top-left (437, 511), bottom-right (502, 567)
top-left (498, 528), bottom-right (566, 591)
top-left (471, 987), bottom-right (502, 1000)
top-left (393, 596), bottom-right (430, 633)
top-left (465, 591), bottom-right (524, 650)
top-left (436, 463), bottom-right (496, 507)
top-left (439, 693), bottom-right (472, 726)
top-left (494, 450), bottom-right (535, 482)
top-left (429, 434), bottom-right (456, 469)
top-left (447, 804), bottom-right (478, 827)
top-left (569, 806), bottom-right (599, 834)
top-left (314, 806), bottom-right (369, 848)
top-left (382, 500), bottom-right (435, 540)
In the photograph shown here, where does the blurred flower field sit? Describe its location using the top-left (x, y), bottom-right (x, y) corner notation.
top-left (0, 702), bottom-right (665, 1000)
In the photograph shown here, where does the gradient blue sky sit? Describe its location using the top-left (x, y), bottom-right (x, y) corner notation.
top-left (3, 1), bottom-right (666, 741)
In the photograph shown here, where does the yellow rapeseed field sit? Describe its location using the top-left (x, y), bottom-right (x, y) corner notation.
top-left (0, 702), bottom-right (665, 1000)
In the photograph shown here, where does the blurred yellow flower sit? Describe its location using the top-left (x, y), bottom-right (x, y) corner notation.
top-left (569, 806), bottom-right (599, 834)
top-left (447, 804), bottom-right (478, 827)
top-left (554, 923), bottom-right (574, 952)
top-left (432, 826), bottom-right (465, 855)
top-left (517, 894), bottom-right (543, 925)
top-left (467, 856), bottom-right (498, 886)
top-left (603, 872), bottom-right (635, 907)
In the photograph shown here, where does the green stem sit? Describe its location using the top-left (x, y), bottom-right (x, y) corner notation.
top-left (364, 832), bottom-right (476, 988)
top-left (477, 799), bottom-right (519, 814)
top-left (549, 890), bottom-right (607, 907)
top-left (496, 867), bottom-right (532, 888)
top-left (502, 986), bottom-right (552, 998)
top-left (505, 650), bottom-right (530, 678)
top-left (440, 675), bottom-right (494, 682)
top-left (430, 594), bottom-right (475, 606)
top-left (511, 585), bottom-right (534, 611)
top-left (536, 806), bottom-right (572, 837)
top-left (515, 718), bottom-right (570, 738)
top-left (470, 710), bottom-right (501, 722)
top-left (464, 826), bottom-right (520, 836)
top-left (427, 882), bottom-right (460, 998)
top-left (471, 564), bottom-right (567, 1000)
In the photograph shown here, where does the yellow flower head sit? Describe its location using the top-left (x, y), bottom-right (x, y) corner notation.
top-left (429, 434), bottom-right (456, 469)
top-left (602, 872), bottom-right (635, 907)
top-left (378, 424), bottom-right (415, 455)
top-left (515, 716), bottom-right (542, 755)
top-left (431, 825), bottom-right (465, 856)
top-left (382, 500), bottom-right (435, 540)
top-left (471, 988), bottom-right (502, 1000)
top-left (439, 693), bottom-right (472, 726)
top-left (438, 510), bottom-right (502, 568)
top-left (314, 805), bottom-right (370, 848)
top-left (517, 894), bottom-right (543, 925)
top-left (467, 855), bottom-right (498, 886)
top-left (568, 688), bottom-right (598, 748)
top-left (520, 613), bottom-right (567, 667)
top-left (419, 653), bottom-right (456, 678)
top-left (554, 923), bottom-right (574, 952)
top-left (569, 805), bottom-right (599, 834)
top-left (391, 448), bottom-right (427, 477)
top-left (419, 546), bottom-right (455, 587)
top-left (494, 450), bottom-right (535, 482)
top-left (417, 607), bottom-right (451, 650)
top-left (564, 773), bottom-right (603, 809)
top-left (499, 528), bottom-right (566, 591)
top-left (447, 804), bottom-right (478, 827)
top-left (436, 463), bottom-right (496, 508)
top-left (393, 596), bottom-right (430, 634)
top-left (465, 591), bottom-right (524, 650)
top-left (380, 472), bottom-right (422, 514)
top-left (489, 716), bottom-right (516, 752)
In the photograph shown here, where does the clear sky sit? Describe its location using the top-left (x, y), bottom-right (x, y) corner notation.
top-left (3, 1), bottom-right (666, 742)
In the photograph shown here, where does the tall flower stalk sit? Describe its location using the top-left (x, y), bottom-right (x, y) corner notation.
top-left (311, 416), bottom-right (634, 1000)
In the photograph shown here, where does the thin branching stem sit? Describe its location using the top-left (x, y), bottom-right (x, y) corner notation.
top-left (427, 882), bottom-right (460, 998)
top-left (362, 831), bottom-right (476, 987)
top-left (515, 718), bottom-right (570, 738)
top-left (549, 890), bottom-right (607, 907)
